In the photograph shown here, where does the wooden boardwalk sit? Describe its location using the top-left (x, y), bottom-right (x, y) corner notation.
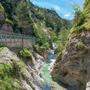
top-left (0, 33), bottom-right (35, 48)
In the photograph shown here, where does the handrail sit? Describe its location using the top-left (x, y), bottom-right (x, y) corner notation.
top-left (0, 33), bottom-right (35, 48)
top-left (0, 33), bottom-right (36, 40)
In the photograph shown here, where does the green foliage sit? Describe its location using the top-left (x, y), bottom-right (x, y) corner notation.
top-left (82, 0), bottom-right (90, 30)
top-left (0, 64), bottom-right (12, 77)
top-left (0, 59), bottom-right (28, 90)
top-left (70, 7), bottom-right (90, 34)
top-left (1, 0), bottom-right (13, 20)
top-left (73, 0), bottom-right (90, 31)
top-left (0, 77), bottom-right (21, 90)
top-left (73, 6), bottom-right (85, 27)
top-left (5, 18), bottom-right (13, 25)
top-left (33, 43), bottom-right (49, 55)
top-left (0, 3), bottom-right (4, 12)
top-left (0, 47), bottom-right (5, 52)
top-left (76, 42), bottom-right (85, 50)
top-left (0, 63), bottom-right (21, 90)
top-left (58, 29), bottom-right (69, 43)
top-left (0, 44), bottom-right (7, 48)
top-left (55, 29), bottom-right (69, 54)
top-left (40, 42), bottom-right (50, 52)
top-left (15, 0), bottom-right (30, 28)
top-left (84, 0), bottom-right (90, 10)
top-left (20, 48), bottom-right (32, 58)
top-left (55, 42), bottom-right (64, 54)
top-left (10, 60), bottom-right (21, 78)
top-left (34, 22), bottom-right (47, 41)
top-left (82, 21), bottom-right (90, 30)
top-left (70, 26), bottom-right (84, 34)
top-left (70, 27), bottom-right (78, 34)
top-left (33, 22), bottom-right (50, 52)
top-left (49, 30), bottom-right (58, 42)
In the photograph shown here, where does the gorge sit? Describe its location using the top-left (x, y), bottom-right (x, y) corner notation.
top-left (0, 0), bottom-right (90, 90)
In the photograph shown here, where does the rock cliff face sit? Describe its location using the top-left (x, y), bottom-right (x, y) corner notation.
top-left (51, 30), bottom-right (90, 90)
top-left (0, 47), bottom-right (44, 90)
top-left (51, 0), bottom-right (90, 89)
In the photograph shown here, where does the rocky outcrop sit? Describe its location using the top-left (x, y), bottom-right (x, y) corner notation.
top-left (0, 47), bottom-right (19, 63)
top-left (0, 47), bottom-right (45, 90)
top-left (51, 30), bottom-right (90, 90)
top-left (51, 0), bottom-right (90, 89)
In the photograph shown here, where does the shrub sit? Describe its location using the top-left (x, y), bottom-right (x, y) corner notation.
top-left (19, 48), bottom-right (32, 58)
top-left (55, 29), bottom-right (69, 54)
top-left (5, 18), bottom-right (13, 25)
top-left (0, 63), bottom-right (21, 90)
top-left (0, 64), bottom-right (12, 78)
top-left (82, 21), bottom-right (90, 30)
top-left (0, 3), bottom-right (4, 12)
top-left (76, 42), bottom-right (85, 50)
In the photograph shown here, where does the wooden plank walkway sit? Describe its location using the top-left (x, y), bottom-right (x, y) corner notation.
top-left (0, 33), bottom-right (35, 48)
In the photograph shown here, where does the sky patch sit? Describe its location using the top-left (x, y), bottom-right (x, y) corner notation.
top-left (30, 0), bottom-right (84, 20)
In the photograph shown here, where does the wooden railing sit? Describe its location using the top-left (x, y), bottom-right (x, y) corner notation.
top-left (0, 33), bottom-right (35, 48)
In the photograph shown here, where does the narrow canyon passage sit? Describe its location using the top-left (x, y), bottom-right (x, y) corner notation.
top-left (41, 48), bottom-right (67, 90)
top-left (41, 48), bottom-right (56, 90)
top-left (0, 0), bottom-right (89, 90)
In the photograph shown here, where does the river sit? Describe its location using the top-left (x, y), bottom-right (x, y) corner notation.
top-left (41, 43), bottom-right (67, 90)
top-left (41, 49), bottom-right (56, 90)
top-left (40, 42), bottom-right (80, 90)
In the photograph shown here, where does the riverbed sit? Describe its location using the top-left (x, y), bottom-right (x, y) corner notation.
top-left (41, 49), bottom-right (67, 90)
top-left (41, 49), bottom-right (56, 90)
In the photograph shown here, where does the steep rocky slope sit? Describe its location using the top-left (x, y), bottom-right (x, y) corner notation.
top-left (0, 0), bottom-right (69, 35)
top-left (51, 0), bottom-right (90, 90)
top-left (1, 0), bottom-right (89, 90)
top-left (51, 30), bottom-right (90, 90)
top-left (0, 47), bottom-right (44, 90)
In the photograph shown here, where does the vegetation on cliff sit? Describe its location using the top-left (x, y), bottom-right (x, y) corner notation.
top-left (0, 0), bottom-right (70, 55)
top-left (51, 0), bottom-right (90, 90)
top-left (1, 0), bottom-right (89, 90)
top-left (0, 47), bottom-right (44, 90)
